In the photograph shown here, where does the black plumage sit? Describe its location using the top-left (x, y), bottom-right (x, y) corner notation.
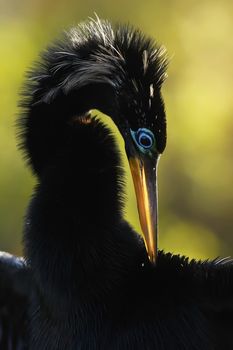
top-left (1, 17), bottom-right (233, 349)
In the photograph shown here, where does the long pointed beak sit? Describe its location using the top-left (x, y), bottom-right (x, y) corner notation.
top-left (129, 154), bottom-right (159, 264)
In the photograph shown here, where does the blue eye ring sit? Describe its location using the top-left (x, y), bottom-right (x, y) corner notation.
top-left (130, 128), bottom-right (156, 153)
top-left (138, 131), bottom-right (154, 149)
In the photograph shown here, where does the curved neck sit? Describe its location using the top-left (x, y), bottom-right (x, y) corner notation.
top-left (24, 112), bottom-right (141, 305)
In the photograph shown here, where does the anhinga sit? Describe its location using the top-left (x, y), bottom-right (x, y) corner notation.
top-left (0, 17), bottom-right (233, 350)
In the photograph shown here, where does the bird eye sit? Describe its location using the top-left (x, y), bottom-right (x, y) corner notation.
top-left (130, 128), bottom-right (155, 152)
top-left (138, 131), bottom-right (153, 148)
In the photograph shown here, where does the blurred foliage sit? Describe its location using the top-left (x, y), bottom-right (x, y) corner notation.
top-left (0, 0), bottom-right (233, 259)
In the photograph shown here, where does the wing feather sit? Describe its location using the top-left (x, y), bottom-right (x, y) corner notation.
top-left (0, 252), bottom-right (30, 349)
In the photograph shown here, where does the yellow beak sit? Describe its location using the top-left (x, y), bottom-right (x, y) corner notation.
top-left (129, 155), bottom-right (159, 264)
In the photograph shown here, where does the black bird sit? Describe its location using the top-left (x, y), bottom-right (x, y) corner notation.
top-left (1, 17), bottom-right (233, 350)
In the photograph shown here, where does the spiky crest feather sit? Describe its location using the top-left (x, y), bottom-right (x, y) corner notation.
top-left (27, 17), bottom-right (168, 104)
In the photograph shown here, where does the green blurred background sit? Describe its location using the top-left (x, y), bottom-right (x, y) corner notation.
top-left (0, 0), bottom-right (233, 259)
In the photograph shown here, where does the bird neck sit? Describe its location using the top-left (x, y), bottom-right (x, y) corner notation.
top-left (24, 115), bottom-right (144, 310)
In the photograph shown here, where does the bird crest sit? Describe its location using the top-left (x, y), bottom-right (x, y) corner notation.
top-left (24, 17), bottom-right (168, 106)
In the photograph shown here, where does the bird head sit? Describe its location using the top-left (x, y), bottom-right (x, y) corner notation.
top-left (83, 20), bottom-right (167, 264)
top-left (24, 17), bottom-right (168, 264)
top-left (117, 82), bottom-right (166, 264)
top-left (109, 39), bottom-right (167, 264)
